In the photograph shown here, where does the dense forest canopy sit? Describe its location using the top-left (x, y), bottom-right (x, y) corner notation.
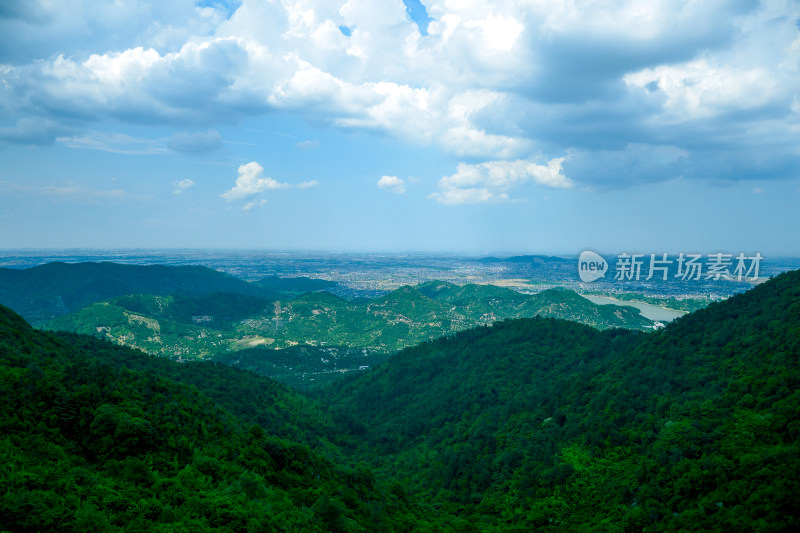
top-left (0, 262), bottom-right (333, 325)
top-left (0, 303), bottom-right (451, 531)
top-left (2, 268), bottom-right (799, 531)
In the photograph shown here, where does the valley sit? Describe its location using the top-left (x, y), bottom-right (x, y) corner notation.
top-left (3, 254), bottom-right (793, 391)
top-left (2, 263), bottom-right (798, 531)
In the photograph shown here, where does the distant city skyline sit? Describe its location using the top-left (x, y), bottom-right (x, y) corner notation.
top-left (1, 1), bottom-right (799, 254)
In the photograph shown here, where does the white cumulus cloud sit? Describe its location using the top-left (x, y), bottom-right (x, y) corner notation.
top-left (377, 175), bottom-right (406, 194)
top-left (221, 162), bottom-right (290, 201)
top-left (430, 158), bottom-right (572, 205)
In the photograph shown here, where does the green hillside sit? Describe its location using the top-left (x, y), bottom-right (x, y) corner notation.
top-left (0, 262), bottom-right (337, 326)
top-left (322, 270), bottom-right (800, 531)
top-left (0, 262), bottom-right (264, 325)
top-left (45, 277), bottom-right (652, 388)
top-left (0, 304), bottom-right (452, 532)
top-left (213, 345), bottom-right (390, 392)
top-left (255, 275), bottom-right (337, 297)
top-left (3, 269), bottom-right (799, 530)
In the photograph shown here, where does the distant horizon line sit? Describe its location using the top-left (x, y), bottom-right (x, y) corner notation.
top-left (0, 247), bottom-right (577, 257)
top-left (2, 247), bottom-right (799, 259)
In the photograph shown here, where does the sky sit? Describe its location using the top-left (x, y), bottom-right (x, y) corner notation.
top-left (1, 0), bottom-right (799, 255)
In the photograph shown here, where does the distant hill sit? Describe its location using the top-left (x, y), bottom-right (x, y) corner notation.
top-left (476, 254), bottom-right (572, 264)
top-left (0, 262), bottom-right (337, 326)
top-left (0, 262), bottom-right (266, 324)
top-left (415, 280), bottom-right (651, 330)
top-left (321, 269), bottom-right (800, 531)
top-left (255, 275), bottom-right (337, 297)
top-left (46, 280), bottom-right (652, 387)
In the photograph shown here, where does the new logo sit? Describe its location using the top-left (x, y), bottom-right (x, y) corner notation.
top-left (578, 250), bottom-right (608, 282)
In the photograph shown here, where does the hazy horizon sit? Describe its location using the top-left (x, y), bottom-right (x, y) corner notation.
top-left (4, 247), bottom-right (800, 259)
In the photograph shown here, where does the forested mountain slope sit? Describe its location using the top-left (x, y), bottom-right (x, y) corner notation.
top-left (322, 270), bottom-right (800, 531)
top-left (0, 262), bottom-right (268, 324)
top-left (6, 266), bottom-right (798, 531)
top-left (0, 262), bottom-right (334, 326)
top-left (44, 275), bottom-right (652, 389)
top-left (0, 304), bottom-right (454, 532)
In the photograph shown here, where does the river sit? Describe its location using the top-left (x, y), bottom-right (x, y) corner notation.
top-left (580, 294), bottom-right (687, 322)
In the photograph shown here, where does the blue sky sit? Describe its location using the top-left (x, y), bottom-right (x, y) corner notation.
top-left (1, 0), bottom-right (799, 254)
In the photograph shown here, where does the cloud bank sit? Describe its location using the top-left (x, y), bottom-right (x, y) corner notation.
top-left (2, 0), bottom-right (799, 193)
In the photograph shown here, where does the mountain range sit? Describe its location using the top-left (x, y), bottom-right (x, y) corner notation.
top-left (0, 262), bottom-right (334, 326)
top-left (323, 268), bottom-right (800, 529)
top-left (11, 264), bottom-right (656, 388)
top-left (1, 265), bottom-right (798, 530)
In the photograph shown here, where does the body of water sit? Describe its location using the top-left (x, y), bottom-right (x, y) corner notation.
top-left (580, 294), bottom-right (687, 323)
